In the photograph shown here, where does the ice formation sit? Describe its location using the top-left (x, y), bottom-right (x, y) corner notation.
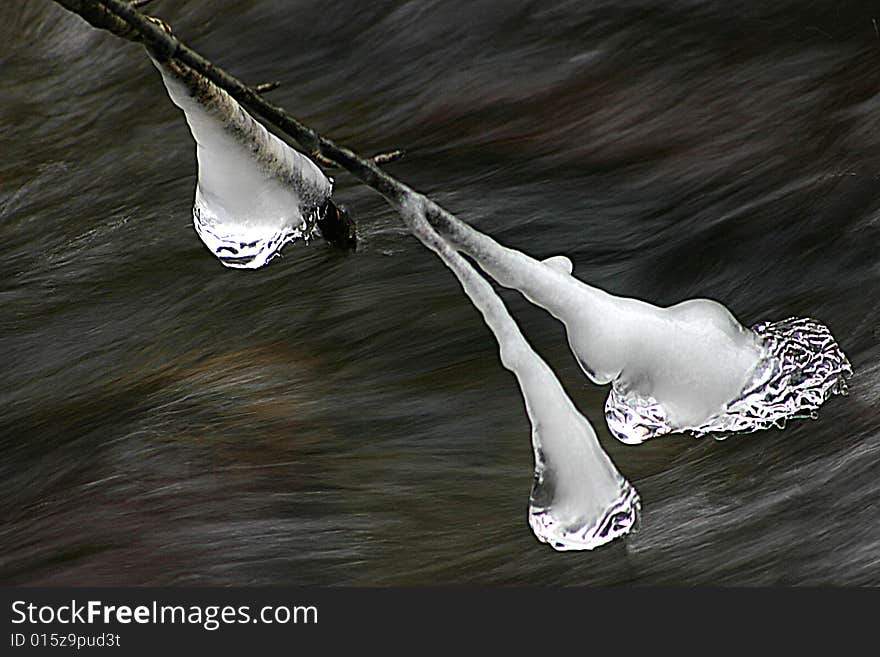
top-left (146, 47), bottom-right (848, 545)
top-left (397, 197), bottom-right (639, 551)
top-left (628, 316), bottom-right (853, 439)
top-left (423, 204), bottom-right (852, 444)
top-left (152, 57), bottom-right (334, 268)
top-left (151, 49), bottom-right (641, 550)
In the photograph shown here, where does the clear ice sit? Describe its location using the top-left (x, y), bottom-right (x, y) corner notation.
top-left (422, 204), bottom-right (852, 444)
top-left (152, 58), bottom-right (333, 268)
top-left (396, 197), bottom-right (640, 551)
top-left (606, 317), bottom-right (854, 442)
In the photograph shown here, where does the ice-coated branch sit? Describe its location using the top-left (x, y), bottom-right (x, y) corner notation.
top-left (311, 149), bottom-right (406, 170)
top-left (394, 197), bottom-right (639, 550)
top-left (49, 3), bottom-right (523, 249)
top-left (52, 1), bottom-right (412, 256)
top-left (419, 201), bottom-right (764, 420)
top-left (418, 197), bottom-right (851, 443)
top-left (151, 55), bottom-right (340, 267)
top-left (53, 0), bottom-right (408, 204)
top-left (50, 0), bottom-right (643, 550)
top-left (54, 0), bottom-right (852, 441)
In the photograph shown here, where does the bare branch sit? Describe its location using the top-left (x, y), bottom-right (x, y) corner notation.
top-left (53, 0), bottom-right (144, 42)
top-left (312, 149), bottom-right (405, 170)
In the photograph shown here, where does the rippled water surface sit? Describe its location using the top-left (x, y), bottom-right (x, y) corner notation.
top-left (2, 0), bottom-right (879, 585)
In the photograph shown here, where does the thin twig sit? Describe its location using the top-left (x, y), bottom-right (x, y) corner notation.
top-left (312, 148), bottom-right (405, 169)
top-left (311, 150), bottom-right (339, 169)
top-left (253, 81), bottom-right (281, 94)
top-left (372, 149), bottom-right (405, 165)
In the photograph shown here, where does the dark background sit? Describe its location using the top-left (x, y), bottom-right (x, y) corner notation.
top-left (1, 0), bottom-right (878, 585)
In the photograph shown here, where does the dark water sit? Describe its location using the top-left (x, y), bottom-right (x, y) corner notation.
top-left (2, 0), bottom-right (879, 585)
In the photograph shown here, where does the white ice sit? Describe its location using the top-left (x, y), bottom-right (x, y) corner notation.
top-left (152, 58), bottom-right (333, 268)
top-left (397, 196), bottom-right (639, 551)
top-left (428, 211), bottom-right (763, 428)
top-left (424, 204), bottom-right (850, 443)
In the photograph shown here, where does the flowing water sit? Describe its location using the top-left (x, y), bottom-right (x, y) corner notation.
top-left (1, 0), bottom-right (879, 585)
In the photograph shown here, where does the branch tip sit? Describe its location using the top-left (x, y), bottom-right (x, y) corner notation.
top-left (254, 81), bottom-right (282, 94)
top-left (311, 150), bottom-right (340, 169)
top-left (372, 149), bottom-right (405, 165)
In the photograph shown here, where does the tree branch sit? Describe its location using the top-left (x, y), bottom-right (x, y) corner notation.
top-left (55, 0), bottom-right (411, 204)
top-left (51, 0), bottom-right (480, 262)
top-left (53, 0), bottom-right (145, 42)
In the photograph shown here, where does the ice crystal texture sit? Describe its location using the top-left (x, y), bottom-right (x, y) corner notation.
top-left (605, 317), bottom-right (853, 443)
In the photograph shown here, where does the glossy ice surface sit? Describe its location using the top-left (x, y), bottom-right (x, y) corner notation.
top-left (153, 58), bottom-right (332, 268)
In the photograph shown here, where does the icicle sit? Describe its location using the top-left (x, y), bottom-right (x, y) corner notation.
top-left (422, 203), bottom-right (852, 444)
top-left (396, 196), bottom-right (639, 551)
top-left (151, 57), bottom-right (334, 268)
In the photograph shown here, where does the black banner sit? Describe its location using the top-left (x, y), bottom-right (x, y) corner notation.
top-left (0, 588), bottom-right (873, 652)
